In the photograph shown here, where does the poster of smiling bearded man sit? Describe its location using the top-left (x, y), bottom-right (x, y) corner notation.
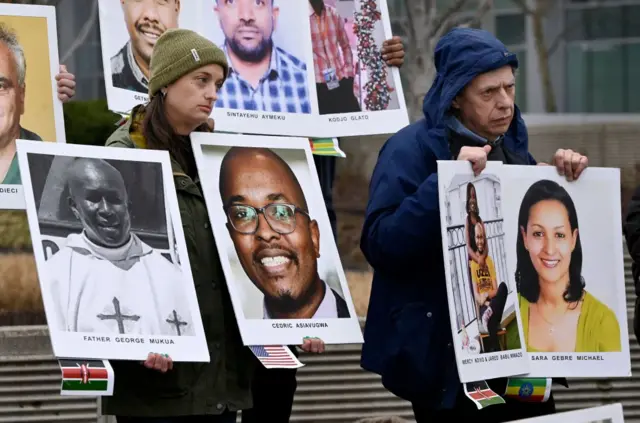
top-left (191, 132), bottom-right (363, 346)
top-left (98, 0), bottom-right (203, 114)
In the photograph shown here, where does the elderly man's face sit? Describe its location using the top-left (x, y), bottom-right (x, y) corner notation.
top-left (452, 65), bottom-right (516, 141)
top-left (68, 160), bottom-right (132, 249)
top-left (121, 0), bottom-right (180, 70)
top-left (220, 149), bottom-right (320, 310)
top-left (215, 0), bottom-right (278, 62)
top-left (0, 42), bottom-right (24, 142)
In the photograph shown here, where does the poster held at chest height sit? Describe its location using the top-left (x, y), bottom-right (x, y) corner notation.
top-left (191, 132), bottom-right (363, 346)
top-left (437, 161), bottom-right (529, 383)
top-left (16, 140), bottom-right (209, 362)
top-left (0, 3), bottom-right (65, 209)
top-left (501, 164), bottom-right (629, 378)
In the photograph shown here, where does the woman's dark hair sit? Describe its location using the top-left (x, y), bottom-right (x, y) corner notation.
top-left (142, 94), bottom-right (211, 179)
top-left (515, 179), bottom-right (585, 304)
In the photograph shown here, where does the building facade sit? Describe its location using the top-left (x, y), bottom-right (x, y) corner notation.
top-left (388, 0), bottom-right (640, 114)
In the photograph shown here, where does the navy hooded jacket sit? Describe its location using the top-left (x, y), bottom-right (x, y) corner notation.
top-left (359, 28), bottom-right (536, 408)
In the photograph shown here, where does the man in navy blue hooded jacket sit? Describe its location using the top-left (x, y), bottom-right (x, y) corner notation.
top-left (360, 28), bottom-right (588, 421)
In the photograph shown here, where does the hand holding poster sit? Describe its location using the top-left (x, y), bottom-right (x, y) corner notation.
top-left (0, 3), bottom-right (65, 209)
top-left (438, 161), bottom-right (530, 382)
top-left (16, 140), bottom-right (209, 362)
top-left (191, 132), bottom-right (363, 345)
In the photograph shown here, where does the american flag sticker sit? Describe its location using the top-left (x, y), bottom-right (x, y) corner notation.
top-left (249, 345), bottom-right (305, 369)
top-left (58, 358), bottom-right (115, 396)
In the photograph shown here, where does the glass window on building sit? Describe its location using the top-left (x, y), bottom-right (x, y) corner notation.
top-left (565, 1), bottom-right (640, 113)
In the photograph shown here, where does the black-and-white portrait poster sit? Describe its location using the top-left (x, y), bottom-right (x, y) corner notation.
top-left (16, 140), bottom-right (209, 362)
top-left (191, 132), bottom-right (363, 346)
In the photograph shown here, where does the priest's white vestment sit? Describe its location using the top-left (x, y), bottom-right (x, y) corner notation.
top-left (44, 232), bottom-right (194, 336)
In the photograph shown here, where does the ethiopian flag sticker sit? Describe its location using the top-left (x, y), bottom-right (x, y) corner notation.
top-left (58, 359), bottom-right (114, 396)
top-left (504, 378), bottom-right (552, 403)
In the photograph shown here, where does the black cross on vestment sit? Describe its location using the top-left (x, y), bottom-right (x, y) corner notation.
top-left (97, 297), bottom-right (140, 334)
top-left (166, 310), bottom-right (188, 336)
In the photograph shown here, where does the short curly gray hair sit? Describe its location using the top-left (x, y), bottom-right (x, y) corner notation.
top-left (0, 23), bottom-right (26, 87)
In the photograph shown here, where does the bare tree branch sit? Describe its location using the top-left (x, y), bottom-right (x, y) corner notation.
top-left (434, 0), bottom-right (493, 42)
top-left (429, 0), bottom-right (473, 38)
top-left (402, 0), bottom-right (418, 51)
top-left (511, 0), bottom-right (534, 15)
top-left (60, 0), bottom-right (98, 63)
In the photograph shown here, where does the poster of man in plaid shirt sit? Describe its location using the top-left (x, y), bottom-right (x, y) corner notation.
top-left (205, 0), bottom-right (408, 138)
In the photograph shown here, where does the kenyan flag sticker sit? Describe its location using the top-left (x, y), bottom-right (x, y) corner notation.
top-left (59, 359), bottom-right (114, 396)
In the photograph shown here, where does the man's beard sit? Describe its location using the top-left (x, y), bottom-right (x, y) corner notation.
top-left (263, 277), bottom-right (320, 318)
top-left (227, 35), bottom-right (272, 63)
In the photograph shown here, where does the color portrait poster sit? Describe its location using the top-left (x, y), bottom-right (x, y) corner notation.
top-left (98, 0), bottom-right (409, 139)
top-left (510, 403), bottom-right (624, 423)
top-left (98, 0), bottom-right (203, 113)
top-left (438, 161), bottom-right (530, 383)
top-left (191, 132), bottom-right (363, 346)
top-left (0, 4), bottom-right (65, 210)
top-left (203, 0), bottom-right (408, 138)
top-left (16, 140), bottom-right (209, 362)
top-left (501, 164), bottom-right (630, 378)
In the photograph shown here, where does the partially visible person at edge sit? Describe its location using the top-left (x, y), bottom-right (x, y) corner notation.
top-left (624, 185), bottom-right (640, 345)
top-left (241, 12), bottom-right (405, 423)
top-left (360, 28), bottom-right (588, 421)
top-left (0, 21), bottom-right (76, 184)
top-left (101, 28), bottom-right (325, 423)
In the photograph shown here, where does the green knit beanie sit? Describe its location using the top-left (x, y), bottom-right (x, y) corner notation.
top-left (148, 28), bottom-right (228, 97)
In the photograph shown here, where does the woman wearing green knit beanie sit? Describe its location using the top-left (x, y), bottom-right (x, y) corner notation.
top-left (99, 28), bottom-right (242, 423)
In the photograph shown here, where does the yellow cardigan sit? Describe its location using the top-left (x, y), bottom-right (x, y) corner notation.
top-left (506, 291), bottom-right (621, 352)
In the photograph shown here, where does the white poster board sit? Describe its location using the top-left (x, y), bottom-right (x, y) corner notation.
top-left (438, 161), bottom-right (630, 380)
top-left (438, 161), bottom-right (530, 382)
top-left (97, 0), bottom-right (409, 138)
top-left (191, 132), bottom-right (363, 345)
top-left (510, 403), bottom-right (624, 423)
top-left (16, 140), bottom-right (209, 362)
top-left (501, 164), bottom-right (629, 377)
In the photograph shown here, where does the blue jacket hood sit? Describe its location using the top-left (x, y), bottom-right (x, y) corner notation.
top-left (423, 27), bottom-right (520, 129)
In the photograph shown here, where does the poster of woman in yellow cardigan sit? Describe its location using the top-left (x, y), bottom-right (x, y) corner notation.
top-left (504, 168), bottom-right (630, 378)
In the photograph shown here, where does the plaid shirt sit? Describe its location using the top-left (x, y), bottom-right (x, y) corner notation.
top-left (309, 4), bottom-right (355, 83)
top-left (215, 45), bottom-right (311, 114)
